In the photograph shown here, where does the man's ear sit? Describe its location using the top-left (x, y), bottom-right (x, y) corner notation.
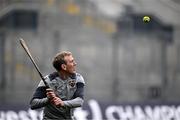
top-left (61, 64), bottom-right (67, 70)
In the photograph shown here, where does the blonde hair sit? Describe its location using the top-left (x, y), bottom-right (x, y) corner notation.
top-left (52, 51), bottom-right (72, 71)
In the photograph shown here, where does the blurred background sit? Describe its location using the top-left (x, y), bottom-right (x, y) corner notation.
top-left (0, 0), bottom-right (180, 119)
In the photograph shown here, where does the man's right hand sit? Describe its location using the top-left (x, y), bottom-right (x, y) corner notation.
top-left (46, 88), bottom-right (64, 107)
top-left (46, 88), bottom-right (56, 99)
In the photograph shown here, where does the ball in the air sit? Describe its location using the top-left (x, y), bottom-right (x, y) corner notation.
top-left (143, 16), bottom-right (150, 23)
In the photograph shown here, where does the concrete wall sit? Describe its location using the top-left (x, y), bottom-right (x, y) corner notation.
top-left (0, 0), bottom-right (180, 104)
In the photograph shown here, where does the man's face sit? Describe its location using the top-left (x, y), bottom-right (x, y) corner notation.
top-left (64, 55), bottom-right (77, 74)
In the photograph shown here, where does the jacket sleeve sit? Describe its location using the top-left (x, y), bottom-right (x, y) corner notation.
top-left (63, 82), bottom-right (85, 108)
top-left (30, 81), bottom-right (49, 110)
top-left (30, 98), bottom-right (49, 110)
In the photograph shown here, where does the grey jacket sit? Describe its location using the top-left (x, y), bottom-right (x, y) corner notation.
top-left (30, 72), bottom-right (85, 120)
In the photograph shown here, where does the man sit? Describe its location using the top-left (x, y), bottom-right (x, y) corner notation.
top-left (30, 51), bottom-right (85, 120)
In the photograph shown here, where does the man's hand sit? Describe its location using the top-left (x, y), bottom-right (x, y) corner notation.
top-left (46, 88), bottom-right (56, 99)
top-left (51, 97), bottom-right (64, 107)
top-left (46, 88), bottom-right (64, 107)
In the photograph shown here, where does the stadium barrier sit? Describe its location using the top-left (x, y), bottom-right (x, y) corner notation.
top-left (1, 99), bottom-right (180, 120)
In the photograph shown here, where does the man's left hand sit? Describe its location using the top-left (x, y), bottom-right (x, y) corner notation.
top-left (51, 97), bottom-right (64, 107)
